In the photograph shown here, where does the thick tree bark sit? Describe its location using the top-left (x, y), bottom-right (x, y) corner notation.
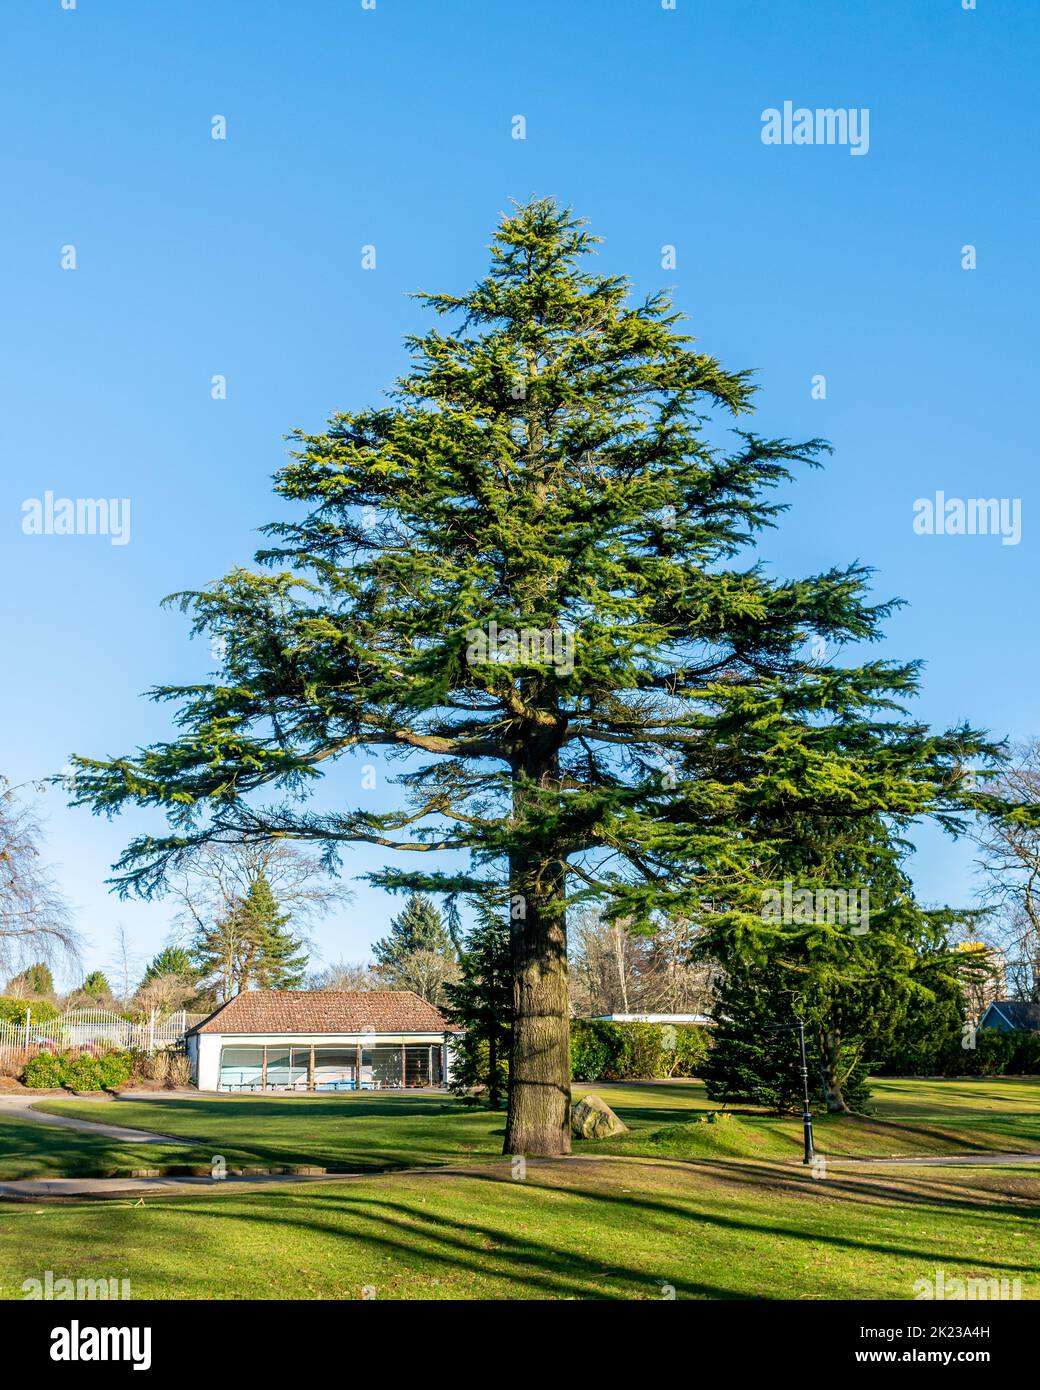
top-left (501, 688), bottom-right (571, 1154)
top-left (818, 1028), bottom-right (850, 1114)
top-left (504, 872), bottom-right (571, 1155)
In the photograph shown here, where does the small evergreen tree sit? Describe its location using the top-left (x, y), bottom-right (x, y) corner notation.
top-left (191, 875), bottom-right (307, 998)
top-left (372, 894), bottom-right (457, 1003)
top-left (191, 913), bottom-right (252, 1003)
top-left (6, 961), bottom-right (55, 997)
top-left (81, 970), bottom-right (111, 1002)
top-left (138, 944), bottom-right (211, 1012)
top-left (245, 876), bottom-right (308, 989)
top-left (702, 965), bottom-right (810, 1113)
top-left (703, 964), bottom-right (870, 1113)
top-left (141, 946), bottom-right (195, 985)
top-left (443, 908), bottom-right (511, 1108)
top-left (700, 812), bottom-right (982, 1112)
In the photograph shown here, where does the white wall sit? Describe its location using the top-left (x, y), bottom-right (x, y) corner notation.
top-left (195, 1033), bottom-right (222, 1092)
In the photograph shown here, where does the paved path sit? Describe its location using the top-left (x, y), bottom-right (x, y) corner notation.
top-left (3, 1146), bottom-right (1040, 1204)
top-left (830, 1151), bottom-right (1040, 1168)
top-left (3, 1091), bottom-right (1038, 1201)
top-left (0, 1162), bottom-right (500, 1202)
top-left (0, 1094), bottom-right (189, 1146)
top-left (0, 1172), bottom-right (333, 1201)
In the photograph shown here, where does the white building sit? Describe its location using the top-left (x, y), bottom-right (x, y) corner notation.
top-left (185, 990), bottom-right (458, 1093)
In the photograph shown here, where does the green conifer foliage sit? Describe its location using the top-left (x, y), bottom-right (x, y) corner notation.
top-left (71, 201), bottom-right (998, 1154)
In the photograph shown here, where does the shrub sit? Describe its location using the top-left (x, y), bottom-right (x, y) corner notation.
top-left (127, 1046), bottom-right (192, 1088)
top-left (1009, 1031), bottom-right (1040, 1073)
top-left (571, 1021), bottom-right (615, 1082)
top-left (22, 1050), bottom-right (65, 1089)
top-left (0, 996), bottom-right (60, 1026)
top-left (672, 1025), bottom-right (710, 1076)
top-left (98, 1050), bottom-right (133, 1088)
top-left (61, 1051), bottom-right (105, 1091)
top-left (875, 1027), bottom-right (1040, 1077)
top-left (165, 1052), bottom-right (191, 1088)
top-left (20, 1046), bottom-right (132, 1091)
top-left (0, 1047), bottom-right (28, 1079)
top-left (148, 1051), bottom-right (171, 1087)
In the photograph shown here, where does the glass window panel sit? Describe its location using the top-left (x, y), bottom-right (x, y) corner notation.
top-left (265, 1047), bottom-right (291, 1087)
top-left (404, 1046), bottom-right (431, 1087)
top-left (314, 1047), bottom-right (357, 1091)
top-left (362, 1047), bottom-right (403, 1088)
top-left (221, 1047), bottom-right (263, 1067)
top-left (314, 1048), bottom-right (355, 1067)
top-left (219, 1045), bottom-right (263, 1090)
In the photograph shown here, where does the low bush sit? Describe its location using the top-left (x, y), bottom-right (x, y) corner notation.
top-left (98, 1050), bottom-right (133, 1088)
top-left (21, 1046), bottom-right (132, 1091)
top-left (128, 1046), bottom-right (192, 1089)
top-left (62, 1052), bottom-right (105, 1091)
top-left (165, 1052), bottom-right (192, 1088)
top-left (22, 1050), bottom-right (65, 1089)
top-left (0, 1047), bottom-right (28, 1079)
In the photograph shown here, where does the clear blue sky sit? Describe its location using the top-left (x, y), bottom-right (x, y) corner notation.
top-left (2, 0), bottom-right (1036, 987)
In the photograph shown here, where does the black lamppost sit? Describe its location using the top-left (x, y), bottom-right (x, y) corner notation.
top-left (795, 1017), bottom-right (815, 1166)
top-left (766, 1018), bottom-right (815, 1164)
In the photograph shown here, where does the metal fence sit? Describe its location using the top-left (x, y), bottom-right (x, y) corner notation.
top-left (0, 1007), bottom-right (205, 1065)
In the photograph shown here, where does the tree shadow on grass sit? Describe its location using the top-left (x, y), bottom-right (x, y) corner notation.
top-left (79, 1095), bottom-right (501, 1173)
top-left (75, 1156), bottom-right (1038, 1299)
top-left (533, 1156), bottom-right (1039, 1272)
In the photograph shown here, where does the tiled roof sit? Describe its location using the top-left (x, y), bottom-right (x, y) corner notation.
top-left (188, 990), bottom-right (457, 1035)
top-left (982, 1000), bottom-right (1040, 1032)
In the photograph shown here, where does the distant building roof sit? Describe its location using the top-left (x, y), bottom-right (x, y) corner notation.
top-left (979, 1000), bottom-right (1040, 1033)
top-left (187, 991), bottom-right (457, 1036)
top-left (591, 1013), bottom-right (711, 1025)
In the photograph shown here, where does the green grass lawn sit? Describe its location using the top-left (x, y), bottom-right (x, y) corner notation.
top-left (21, 1094), bottom-right (501, 1175)
top-left (0, 1115), bottom-right (261, 1181)
top-left (2, 1077), bottom-right (1037, 1299)
top-left (600, 1077), bottom-right (1040, 1163)
top-left (0, 1153), bottom-right (1036, 1300)
top-left (0, 1089), bottom-right (726, 1180)
top-left (20, 1076), bottom-right (1040, 1179)
top-left (22, 1083), bottom-right (696, 1177)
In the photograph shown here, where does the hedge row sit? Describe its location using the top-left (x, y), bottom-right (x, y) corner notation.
top-left (873, 1029), bottom-right (1040, 1078)
top-left (0, 996), bottom-right (60, 1026)
top-left (22, 1047), bottom-right (132, 1091)
top-left (570, 1021), bottom-right (1040, 1082)
top-left (570, 1020), bottom-right (709, 1082)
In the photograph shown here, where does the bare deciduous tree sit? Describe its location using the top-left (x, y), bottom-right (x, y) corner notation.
top-left (306, 959), bottom-right (378, 991)
top-left (568, 906), bottom-right (715, 1018)
top-left (109, 923), bottom-right (141, 1009)
top-left (0, 779), bottom-right (79, 985)
top-left (134, 971), bottom-right (199, 1018)
top-left (971, 740), bottom-right (1040, 1002)
top-left (374, 946), bottom-right (460, 1006)
top-left (164, 841), bottom-right (351, 940)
